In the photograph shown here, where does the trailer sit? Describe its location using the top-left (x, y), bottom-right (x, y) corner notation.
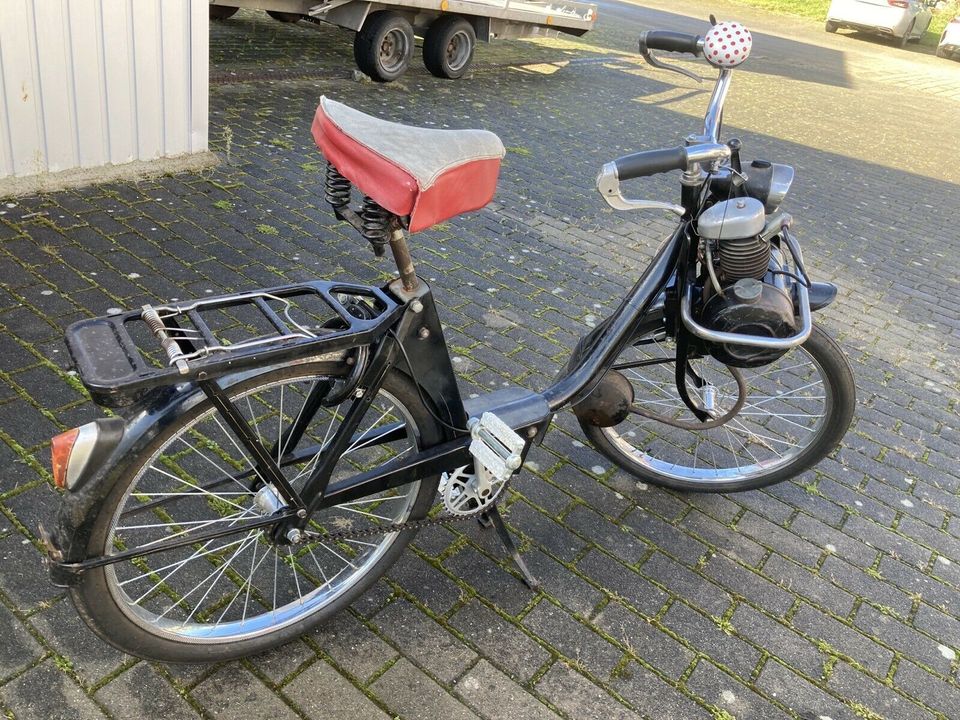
top-left (210, 0), bottom-right (597, 81)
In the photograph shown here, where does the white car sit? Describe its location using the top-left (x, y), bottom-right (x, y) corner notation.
top-left (938, 15), bottom-right (960, 58)
top-left (825, 0), bottom-right (934, 47)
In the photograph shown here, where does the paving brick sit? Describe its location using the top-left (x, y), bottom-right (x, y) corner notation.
top-left (575, 548), bottom-right (668, 617)
top-left (791, 604), bottom-right (893, 678)
top-left (309, 610), bottom-right (397, 683)
top-left (523, 601), bottom-right (623, 679)
top-left (684, 660), bottom-right (791, 720)
top-left (370, 658), bottom-right (476, 720)
top-left (702, 554), bottom-right (795, 617)
top-left (762, 554), bottom-right (856, 618)
top-left (536, 662), bottom-right (640, 720)
top-left (736, 510), bottom-right (822, 568)
top-left (0, 601), bottom-right (43, 680)
top-left (563, 504), bottom-right (647, 565)
top-left (0, 660), bottom-right (106, 720)
top-left (505, 500), bottom-right (587, 563)
top-left (620, 508), bottom-right (708, 567)
top-left (842, 515), bottom-right (932, 567)
top-left (731, 604), bottom-right (826, 680)
top-left (820, 555), bottom-right (914, 619)
top-left (827, 661), bottom-right (936, 720)
top-left (756, 659), bottom-right (856, 720)
top-left (640, 552), bottom-right (732, 618)
top-left (877, 554), bottom-right (960, 617)
top-left (593, 601), bottom-right (695, 680)
top-left (385, 552), bottom-right (463, 615)
top-left (522, 549), bottom-right (602, 616)
top-left (444, 544), bottom-right (534, 616)
top-left (892, 658), bottom-right (960, 719)
top-left (283, 659), bottom-right (389, 720)
top-left (29, 598), bottom-right (130, 686)
top-left (374, 598), bottom-right (477, 683)
top-left (787, 513), bottom-right (877, 569)
top-left (192, 665), bottom-right (299, 720)
top-left (249, 640), bottom-right (316, 685)
top-left (661, 601), bottom-right (761, 680)
top-left (455, 659), bottom-right (561, 720)
top-left (95, 663), bottom-right (199, 720)
top-left (678, 509), bottom-right (767, 568)
top-left (611, 660), bottom-right (713, 720)
top-left (0, 534), bottom-right (64, 612)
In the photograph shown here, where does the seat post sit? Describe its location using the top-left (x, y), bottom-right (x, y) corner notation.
top-left (389, 228), bottom-right (419, 293)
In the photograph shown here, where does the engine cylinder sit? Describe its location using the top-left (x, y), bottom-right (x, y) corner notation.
top-left (719, 235), bottom-right (770, 281)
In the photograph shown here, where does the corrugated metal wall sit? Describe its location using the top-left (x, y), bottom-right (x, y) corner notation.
top-left (0, 0), bottom-right (208, 180)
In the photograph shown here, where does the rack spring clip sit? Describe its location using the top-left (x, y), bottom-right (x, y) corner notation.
top-left (141, 305), bottom-right (190, 375)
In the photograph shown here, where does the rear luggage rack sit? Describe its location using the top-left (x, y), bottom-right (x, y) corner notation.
top-left (65, 281), bottom-right (402, 407)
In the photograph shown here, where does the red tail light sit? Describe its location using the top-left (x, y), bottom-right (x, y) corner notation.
top-left (887, 0), bottom-right (909, 7)
top-left (51, 428), bottom-right (81, 489)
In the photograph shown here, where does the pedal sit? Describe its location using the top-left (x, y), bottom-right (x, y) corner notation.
top-left (468, 412), bottom-right (525, 484)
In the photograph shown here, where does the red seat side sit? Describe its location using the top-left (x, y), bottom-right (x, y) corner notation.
top-left (312, 107), bottom-right (418, 217)
top-left (312, 103), bottom-right (502, 233)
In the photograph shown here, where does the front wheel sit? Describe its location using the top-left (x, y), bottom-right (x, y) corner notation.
top-left (70, 363), bottom-right (441, 662)
top-left (579, 325), bottom-right (855, 493)
top-left (825, 20), bottom-right (838, 33)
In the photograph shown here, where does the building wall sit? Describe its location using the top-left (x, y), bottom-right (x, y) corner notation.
top-left (0, 0), bottom-right (208, 181)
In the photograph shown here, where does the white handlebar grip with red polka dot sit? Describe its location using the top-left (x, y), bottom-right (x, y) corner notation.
top-left (703, 22), bottom-right (753, 68)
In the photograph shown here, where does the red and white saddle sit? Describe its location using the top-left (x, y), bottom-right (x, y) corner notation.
top-left (312, 96), bottom-right (505, 233)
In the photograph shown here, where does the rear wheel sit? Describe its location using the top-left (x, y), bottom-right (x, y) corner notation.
top-left (825, 20), bottom-right (838, 33)
top-left (578, 325), bottom-right (855, 493)
top-left (423, 16), bottom-right (477, 79)
top-left (70, 364), bottom-right (440, 662)
top-left (937, 46), bottom-right (948, 58)
top-left (354, 11), bottom-right (415, 82)
top-left (210, 5), bottom-right (239, 20)
top-left (898, 22), bottom-right (914, 48)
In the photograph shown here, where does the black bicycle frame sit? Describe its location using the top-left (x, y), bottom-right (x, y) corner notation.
top-left (50, 209), bottom-right (692, 579)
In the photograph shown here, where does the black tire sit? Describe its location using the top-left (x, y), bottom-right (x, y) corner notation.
top-left (898, 22), bottom-right (914, 48)
top-left (209, 5), bottom-right (239, 20)
top-left (266, 10), bottom-right (302, 23)
top-left (70, 363), bottom-right (441, 662)
top-left (353, 11), bottom-right (415, 82)
top-left (825, 20), bottom-right (838, 33)
top-left (423, 16), bottom-right (476, 79)
top-left (578, 324), bottom-right (856, 493)
top-left (936, 46), bottom-right (948, 58)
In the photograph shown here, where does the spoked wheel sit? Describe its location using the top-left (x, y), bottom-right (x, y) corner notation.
top-left (423, 16), bottom-right (476, 79)
top-left (579, 325), bottom-right (855, 492)
top-left (353, 11), bottom-right (415, 82)
top-left (71, 363), bottom-right (440, 662)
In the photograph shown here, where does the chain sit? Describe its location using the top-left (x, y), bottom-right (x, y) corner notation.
top-left (300, 480), bottom-right (510, 544)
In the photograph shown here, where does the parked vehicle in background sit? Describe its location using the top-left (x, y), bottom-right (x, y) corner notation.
top-left (825, 0), bottom-right (934, 47)
top-left (210, 0), bottom-right (597, 81)
top-left (937, 14), bottom-right (960, 57)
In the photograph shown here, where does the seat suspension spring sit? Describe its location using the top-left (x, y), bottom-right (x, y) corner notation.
top-left (324, 163), bottom-right (351, 208)
top-left (360, 196), bottom-right (391, 257)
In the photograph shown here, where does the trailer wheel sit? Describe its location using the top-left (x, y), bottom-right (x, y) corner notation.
top-left (354, 11), bottom-right (415, 82)
top-left (266, 10), bottom-right (302, 23)
top-left (209, 5), bottom-right (239, 20)
top-left (423, 16), bottom-right (476, 79)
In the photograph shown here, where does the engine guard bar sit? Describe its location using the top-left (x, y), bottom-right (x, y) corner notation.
top-left (680, 227), bottom-right (813, 350)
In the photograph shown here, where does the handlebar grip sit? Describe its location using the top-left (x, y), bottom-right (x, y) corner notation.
top-left (615, 147), bottom-right (688, 181)
top-left (640, 30), bottom-right (702, 56)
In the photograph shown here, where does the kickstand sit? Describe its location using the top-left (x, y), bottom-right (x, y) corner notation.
top-left (479, 506), bottom-right (540, 591)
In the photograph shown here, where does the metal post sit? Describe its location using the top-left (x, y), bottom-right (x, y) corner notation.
top-left (389, 228), bottom-right (419, 292)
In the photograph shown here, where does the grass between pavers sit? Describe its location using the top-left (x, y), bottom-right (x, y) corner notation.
top-left (730, 0), bottom-right (959, 46)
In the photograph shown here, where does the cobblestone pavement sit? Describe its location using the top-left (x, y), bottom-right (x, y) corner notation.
top-left (1, 2), bottom-right (959, 719)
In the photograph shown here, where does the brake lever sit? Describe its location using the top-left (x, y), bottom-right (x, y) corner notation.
top-left (639, 46), bottom-right (703, 84)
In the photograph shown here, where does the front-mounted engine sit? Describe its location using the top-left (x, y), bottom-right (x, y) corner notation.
top-left (691, 196), bottom-right (802, 368)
